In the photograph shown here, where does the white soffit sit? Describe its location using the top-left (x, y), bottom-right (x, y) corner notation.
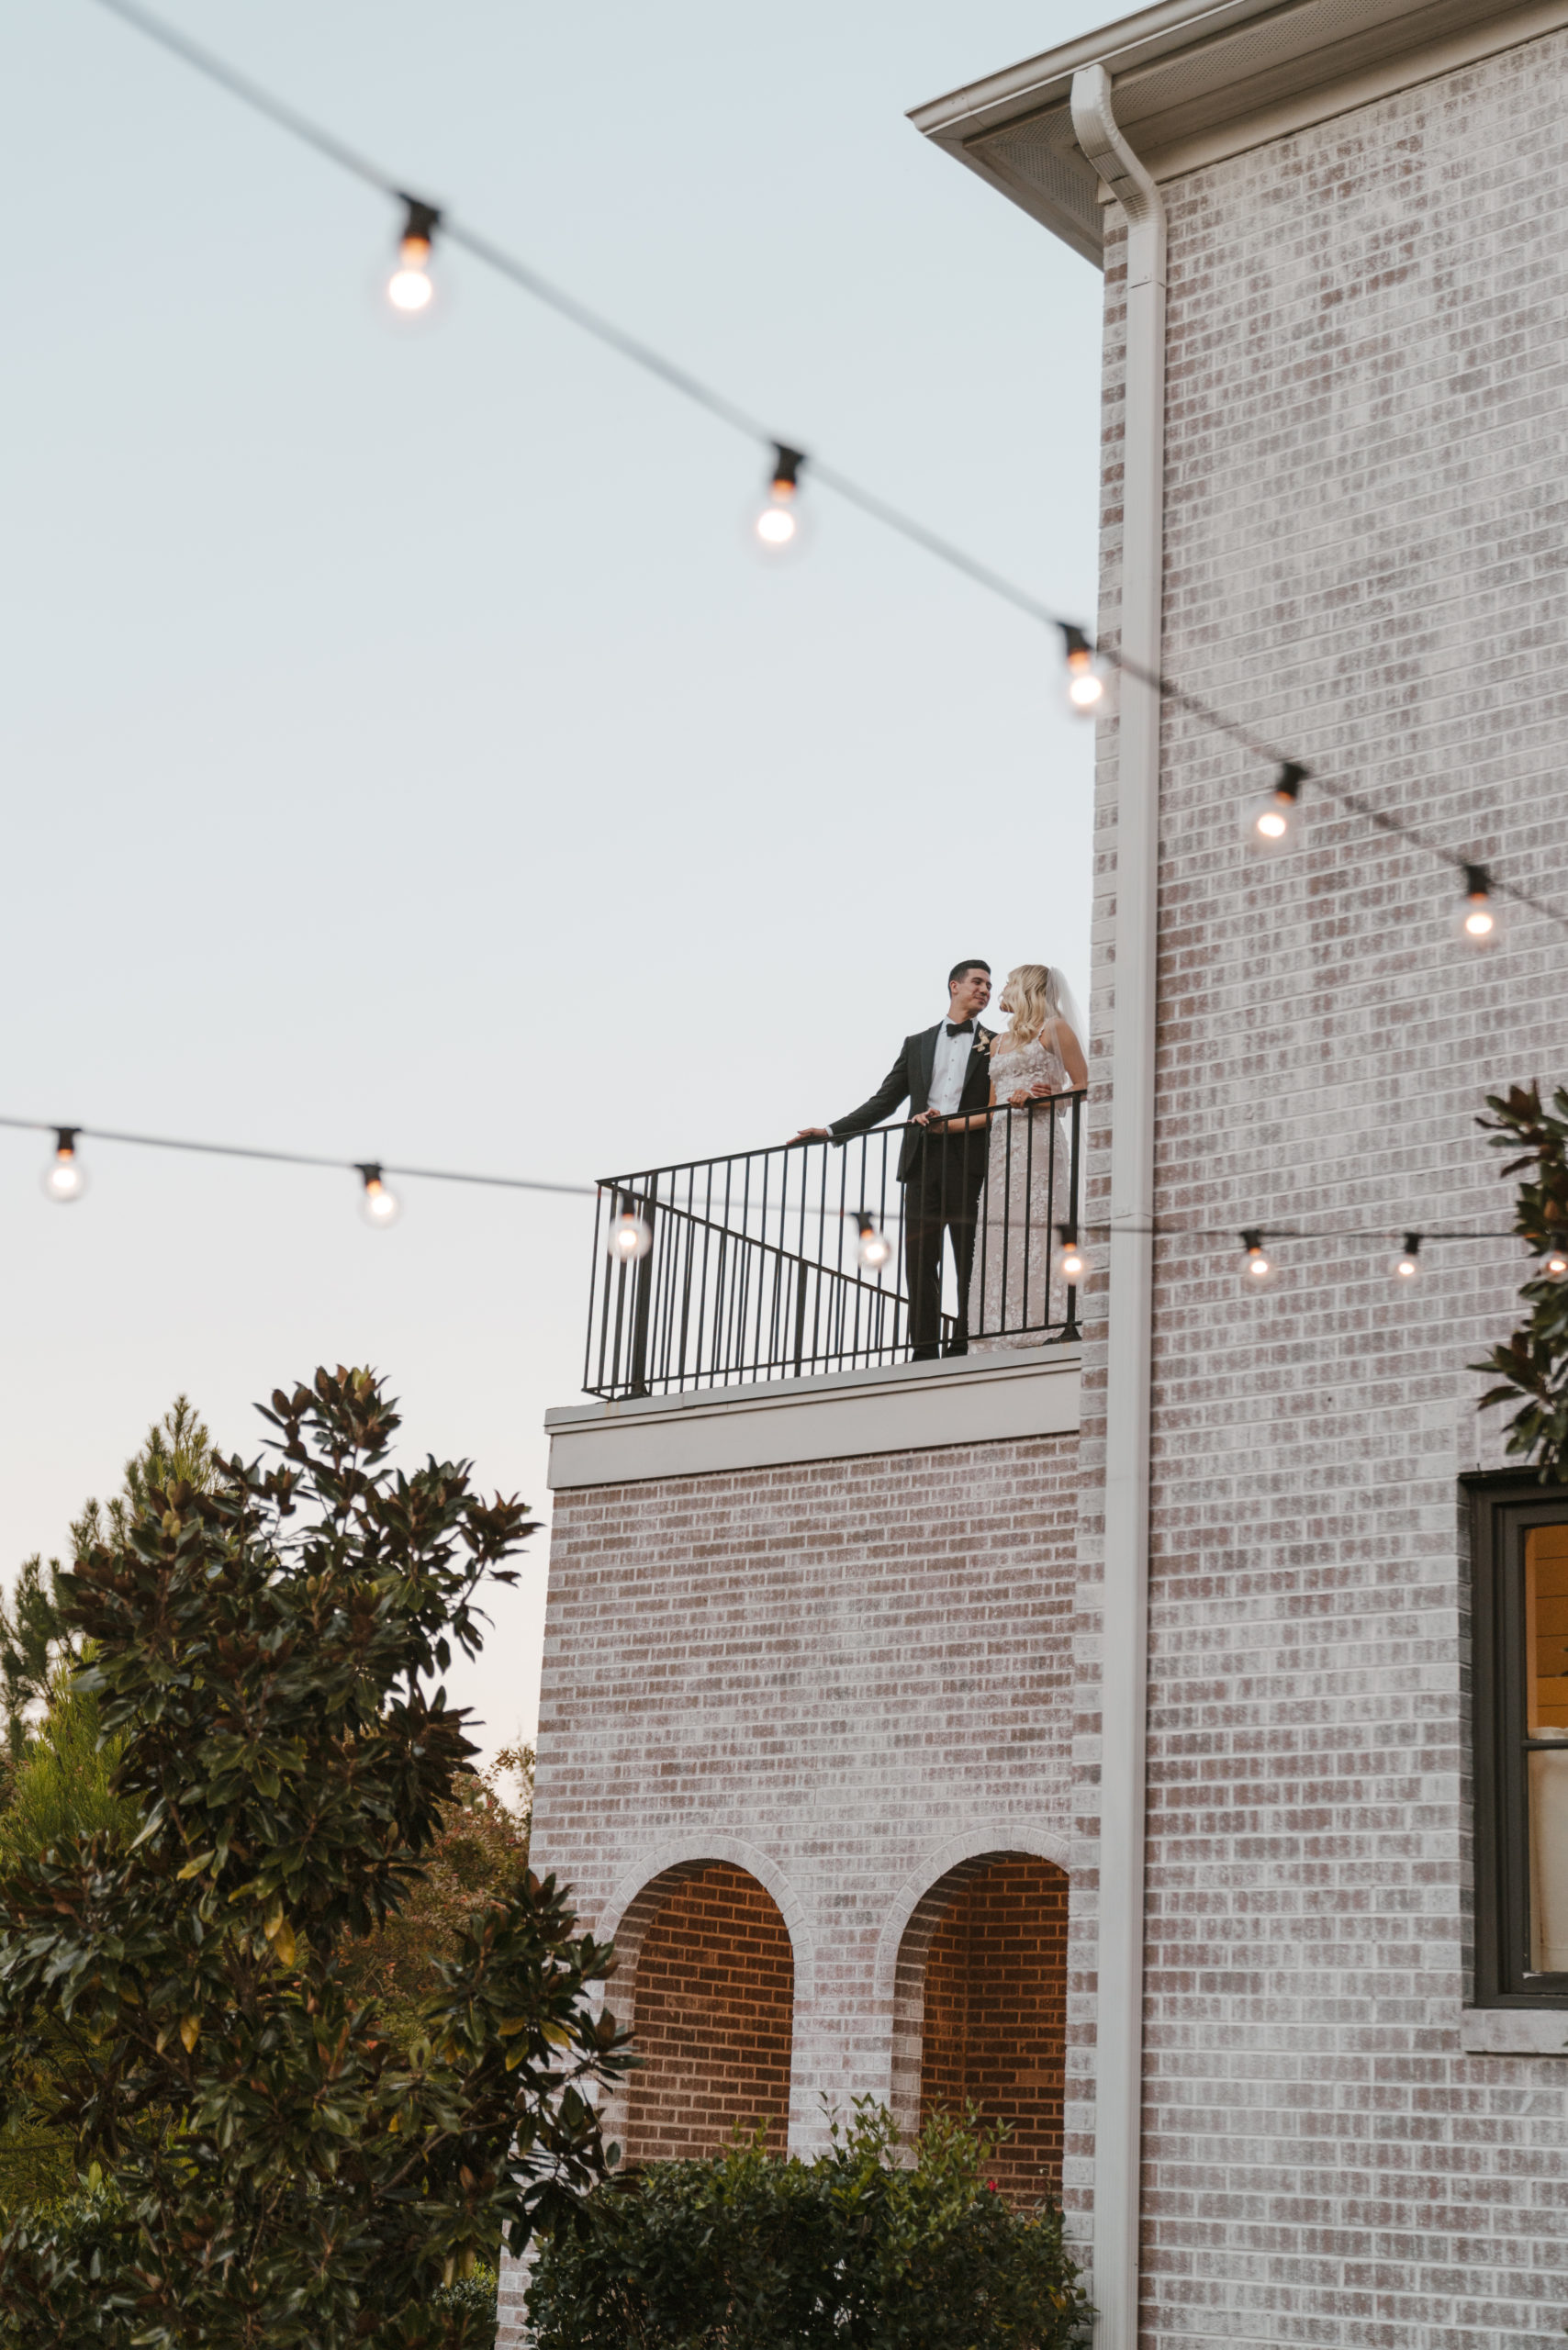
top-left (911, 0), bottom-right (1568, 265)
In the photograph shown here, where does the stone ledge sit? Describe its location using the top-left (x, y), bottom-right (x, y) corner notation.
top-left (1461, 2008), bottom-right (1568, 2055)
top-left (546, 1345), bottom-right (1081, 1489)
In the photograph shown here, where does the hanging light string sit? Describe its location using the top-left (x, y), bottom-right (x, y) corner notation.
top-left (84, 0), bottom-right (1064, 624)
top-left (0, 1112), bottom-right (593, 1215)
top-left (1044, 1217), bottom-right (1557, 1297)
top-left (6, 1111), bottom-right (1550, 1287)
top-left (79, 0), bottom-right (1568, 948)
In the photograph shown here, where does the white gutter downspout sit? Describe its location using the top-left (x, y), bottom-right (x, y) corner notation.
top-left (1068, 62), bottom-right (1167, 2350)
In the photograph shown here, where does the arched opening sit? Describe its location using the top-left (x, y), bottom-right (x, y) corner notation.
top-left (894, 1852), bottom-right (1069, 2204)
top-left (618, 1860), bottom-right (794, 2163)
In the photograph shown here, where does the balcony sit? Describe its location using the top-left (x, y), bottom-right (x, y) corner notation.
top-left (583, 1094), bottom-right (1086, 1401)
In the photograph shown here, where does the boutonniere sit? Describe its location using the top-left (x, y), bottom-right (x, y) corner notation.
top-left (971, 1031), bottom-right (992, 1058)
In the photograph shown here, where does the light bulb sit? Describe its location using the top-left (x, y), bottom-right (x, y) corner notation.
top-left (1241, 1228), bottom-right (1276, 1289)
top-left (1456, 864), bottom-right (1501, 945)
top-left (1392, 1233), bottom-right (1422, 1283)
top-left (387, 196), bottom-right (441, 315)
top-left (1053, 1225), bottom-right (1087, 1285)
top-left (357, 1164), bottom-right (401, 1227)
top-left (41, 1128), bottom-right (86, 1203)
top-left (1456, 865), bottom-right (1501, 946)
top-left (608, 1208), bottom-right (653, 1263)
top-left (756, 492), bottom-right (797, 547)
top-left (1243, 762), bottom-right (1308, 855)
top-left (754, 443), bottom-right (806, 554)
top-left (1059, 624), bottom-right (1115, 720)
top-left (855, 1213), bottom-right (892, 1272)
top-left (1544, 1241), bottom-right (1568, 1280)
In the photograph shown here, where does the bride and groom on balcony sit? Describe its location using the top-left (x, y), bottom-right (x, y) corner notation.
top-left (794, 958), bottom-right (1088, 1361)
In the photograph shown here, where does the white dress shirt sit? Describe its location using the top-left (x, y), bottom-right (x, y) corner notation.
top-left (927, 1015), bottom-right (976, 1117)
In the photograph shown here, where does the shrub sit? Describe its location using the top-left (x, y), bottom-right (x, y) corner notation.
top-left (526, 2100), bottom-right (1092, 2350)
top-left (429, 2261), bottom-right (497, 2336)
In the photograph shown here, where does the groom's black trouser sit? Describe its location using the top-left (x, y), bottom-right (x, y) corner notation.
top-left (903, 1132), bottom-right (988, 1360)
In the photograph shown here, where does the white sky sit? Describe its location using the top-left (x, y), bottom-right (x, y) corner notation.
top-left (2, 0), bottom-right (1103, 1759)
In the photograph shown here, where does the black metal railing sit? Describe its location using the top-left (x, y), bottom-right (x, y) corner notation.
top-left (584, 1093), bottom-right (1085, 1401)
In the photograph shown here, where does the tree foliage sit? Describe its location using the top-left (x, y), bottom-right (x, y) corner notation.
top-left (1474, 1084), bottom-right (1568, 1479)
top-left (526, 2101), bottom-right (1092, 2350)
top-left (0, 1397), bottom-right (218, 1762)
top-left (0, 1562), bottom-right (63, 1770)
top-left (0, 1365), bottom-right (631, 2349)
top-left (0, 1402), bottom-right (217, 2216)
top-left (337, 1750), bottom-right (533, 2058)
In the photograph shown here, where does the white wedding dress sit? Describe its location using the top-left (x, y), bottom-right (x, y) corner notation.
top-left (969, 1034), bottom-right (1077, 1350)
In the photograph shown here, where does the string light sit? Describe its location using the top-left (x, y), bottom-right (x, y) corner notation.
top-left (1061, 624), bottom-right (1114, 718)
top-left (73, 0), bottom-right (1568, 957)
top-left (855, 1211), bottom-right (892, 1271)
top-left (1241, 1228), bottom-right (1277, 1288)
top-left (755, 445), bottom-right (805, 551)
top-left (387, 196), bottom-right (440, 313)
top-left (1457, 864), bottom-right (1501, 946)
top-left (357, 1163), bottom-right (401, 1226)
top-left (41, 1128), bottom-right (87, 1203)
top-left (1053, 1225), bottom-right (1087, 1285)
top-left (1, 1102), bottom-right (1555, 1337)
top-left (607, 1203), bottom-right (653, 1263)
top-left (1243, 761), bottom-right (1308, 855)
top-left (1392, 1232), bottom-right (1422, 1283)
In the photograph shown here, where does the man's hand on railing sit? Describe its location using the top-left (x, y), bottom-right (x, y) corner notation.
top-left (792, 1126), bottom-right (831, 1142)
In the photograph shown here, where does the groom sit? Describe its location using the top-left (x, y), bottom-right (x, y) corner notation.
top-left (795, 959), bottom-right (996, 1360)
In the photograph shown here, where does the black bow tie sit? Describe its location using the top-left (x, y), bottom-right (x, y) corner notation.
top-left (946, 1019), bottom-right (974, 1038)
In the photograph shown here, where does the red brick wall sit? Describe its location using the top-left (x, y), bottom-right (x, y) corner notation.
top-left (920, 1856), bottom-right (1070, 2205)
top-left (622, 1863), bottom-right (794, 2163)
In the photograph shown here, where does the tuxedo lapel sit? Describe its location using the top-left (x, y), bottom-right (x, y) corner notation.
top-left (918, 1022), bottom-right (939, 1100)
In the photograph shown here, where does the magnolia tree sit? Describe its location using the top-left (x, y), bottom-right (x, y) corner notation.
top-left (1476, 1084), bottom-right (1568, 1479)
top-left (0, 1366), bottom-right (631, 2350)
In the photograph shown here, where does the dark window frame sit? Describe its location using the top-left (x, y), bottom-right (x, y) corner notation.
top-left (1467, 1472), bottom-right (1568, 2007)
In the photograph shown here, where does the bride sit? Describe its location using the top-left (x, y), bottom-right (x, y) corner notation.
top-left (942, 965), bottom-right (1088, 1349)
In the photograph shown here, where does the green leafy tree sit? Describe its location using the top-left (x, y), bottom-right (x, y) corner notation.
top-left (1475, 1084), bottom-right (1568, 1478)
top-left (338, 1748), bottom-right (534, 2056)
top-left (0, 1670), bottom-right (140, 2216)
top-left (0, 1398), bottom-right (218, 1762)
top-left (527, 2101), bottom-right (1092, 2350)
top-left (0, 1665), bottom-right (136, 1872)
top-left (0, 1562), bottom-right (62, 1770)
top-left (0, 1401), bottom-right (218, 2216)
top-left (0, 1365), bottom-right (630, 2349)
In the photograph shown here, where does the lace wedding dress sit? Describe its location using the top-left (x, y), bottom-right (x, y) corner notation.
top-left (969, 1034), bottom-right (1076, 1350)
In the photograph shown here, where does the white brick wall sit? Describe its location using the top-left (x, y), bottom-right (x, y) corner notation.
top-left (496, 1433), bottom-right (1080, 2344)
top-left (1078, 28), bottom-right (1568, 2347)
top-left (499, 32), bottom-right (1568, 2350)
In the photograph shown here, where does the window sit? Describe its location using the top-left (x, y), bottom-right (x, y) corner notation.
top-left (1470, 1478), bottom-right (1568, 2003)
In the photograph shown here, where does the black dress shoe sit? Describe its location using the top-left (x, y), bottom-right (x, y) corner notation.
top-left (911, 1345), bottom-right (939, 1362)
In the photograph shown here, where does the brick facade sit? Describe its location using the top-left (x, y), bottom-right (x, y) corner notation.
top-left (1069, 26), bottom-right (1568, 2347)
top-left (492, 1433), bottom-right (1081, 2342)
top-left (502, 29), bottom-right (1568, 2350)
top-left (621, 1863), bottom-right (793, 2162)
top-left (919, 1853), bottom-right (1070, 2204)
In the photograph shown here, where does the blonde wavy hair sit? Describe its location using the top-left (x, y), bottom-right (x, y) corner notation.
top-left (998, 964), bottom-right (1070, 1051)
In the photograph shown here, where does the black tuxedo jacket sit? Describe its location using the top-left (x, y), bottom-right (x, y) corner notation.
top-left (829, 1021), bottom-right (998, 1182)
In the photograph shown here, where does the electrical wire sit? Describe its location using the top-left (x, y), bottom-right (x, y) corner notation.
top-left (0, 1113), bottom-right (594, 1198)
top-left (4, 1112), bottom-right (1546, 1267)
top-left (73, 0), bottom-right (1568, 946)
